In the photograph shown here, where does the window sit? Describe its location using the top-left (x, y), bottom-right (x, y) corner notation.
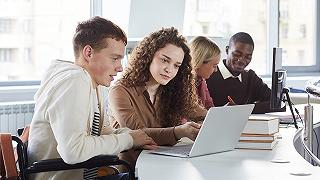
top-left (184, 0), bottom-right (268, 74)
top-left (297, 50), bottom-right (305, 64)
top-left (282, 49), bottom-right (288, 65)
top-left (0, 0), bottom-right (319, 82)
top-left (24, 48), bottom-right (32, 63)
top-left (0, 48), bottom-right (14, 62)
top-left (0, 18), bottom-right (13, 33)
top-left (197, 0), bottom-right (216, 11)
top-left (299, 24), bottom-right (306, 39)
top-left (0, 0), bottom-right (90, 81)
top-left (280, 0), bottom-right (316, 69)
top-left (23, 19), bottom-right (33, 33)
top-left (281, 23), bottom-right (288, 39)
top-left (201, 23), bottom-right (209, 34)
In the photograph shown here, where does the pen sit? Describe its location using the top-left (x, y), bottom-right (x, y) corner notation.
top-left (227, 96), bottom-right (236, 105)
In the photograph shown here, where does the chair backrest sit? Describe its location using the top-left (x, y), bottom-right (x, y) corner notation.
top-left (2, 126), bottom-right (137, 180)
top-left (0, 133), bottom-right (19, 179)
top-left (0, 142), bottom-right (5, 177)
top-left (0, 126), bottom-right (30, 180)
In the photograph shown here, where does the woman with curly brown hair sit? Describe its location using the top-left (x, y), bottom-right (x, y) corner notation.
top-left (107, 27), bottom-right (207, 169)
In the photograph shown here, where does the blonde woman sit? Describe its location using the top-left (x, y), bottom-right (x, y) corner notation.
top-left (189, 36), bottom-right (221, 109)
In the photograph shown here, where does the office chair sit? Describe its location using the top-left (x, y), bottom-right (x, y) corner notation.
top-left (0, 127), bottom-right (136, 180)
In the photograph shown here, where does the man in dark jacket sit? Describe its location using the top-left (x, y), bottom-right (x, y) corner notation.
top-left (206, 32), bottom-right (272, 113)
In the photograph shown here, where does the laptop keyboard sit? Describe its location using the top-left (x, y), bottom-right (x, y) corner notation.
top-left (156, 144), bottom-right (192, 156)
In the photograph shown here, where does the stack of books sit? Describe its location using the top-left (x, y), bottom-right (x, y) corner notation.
top-left (266, 110), bottom-right (303, 124)
top-left (236, 115), bottom-right (280, 150)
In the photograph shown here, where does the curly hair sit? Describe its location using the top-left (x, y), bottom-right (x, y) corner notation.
top-left (119, 27), bottom-right (201, 127)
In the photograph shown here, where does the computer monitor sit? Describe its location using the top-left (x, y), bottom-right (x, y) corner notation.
top-left (270, 47), bottom-right (286, 111)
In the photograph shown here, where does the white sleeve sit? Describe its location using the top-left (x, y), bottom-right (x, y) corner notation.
top-left (46, 75), bottom-right (133, 164)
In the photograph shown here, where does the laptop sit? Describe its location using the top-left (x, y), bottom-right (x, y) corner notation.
top-left (150, 104), bottom-right (255, 158)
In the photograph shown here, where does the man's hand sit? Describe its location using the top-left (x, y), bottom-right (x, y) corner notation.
top-left (227, 96), bottom-right (237, 106)
top-left (130, 129), bottom-right (157, 150)
top-left (174, 122), bottom-right (202, 141)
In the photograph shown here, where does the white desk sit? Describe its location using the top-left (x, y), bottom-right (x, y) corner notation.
top-left (136, 127), bottom-right (320, 180)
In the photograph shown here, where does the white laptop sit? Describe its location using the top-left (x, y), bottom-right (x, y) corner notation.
top-left (150, 104), bottom-right (255, 158)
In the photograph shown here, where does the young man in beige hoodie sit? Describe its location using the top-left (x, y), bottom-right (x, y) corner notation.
top-left (27, 16), bottom-right (156, 180)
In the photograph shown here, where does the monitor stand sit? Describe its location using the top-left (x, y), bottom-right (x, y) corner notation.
top-left (283, 87), bottom-right (298, 129)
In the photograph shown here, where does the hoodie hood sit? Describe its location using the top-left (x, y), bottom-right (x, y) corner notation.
top-left (34, 59), bottom-right (90, 100)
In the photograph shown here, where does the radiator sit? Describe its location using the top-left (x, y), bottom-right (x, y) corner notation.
top-left (0, 101), bottom-right (34, 135)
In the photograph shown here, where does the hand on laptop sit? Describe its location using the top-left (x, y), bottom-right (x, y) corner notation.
top-left (174, 122), bottom-right (202, 141)
top-left (130, 129), bottom-right (158, 150)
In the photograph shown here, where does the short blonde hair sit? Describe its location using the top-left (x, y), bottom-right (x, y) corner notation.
top-left (189, 36), bottom-right (221, 69)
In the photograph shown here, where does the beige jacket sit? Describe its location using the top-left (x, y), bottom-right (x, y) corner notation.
top-left (108, 84), bottom-right (207, 168)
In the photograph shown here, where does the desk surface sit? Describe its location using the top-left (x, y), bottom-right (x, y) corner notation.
top-left (136, 127), bottom-right (320, 180)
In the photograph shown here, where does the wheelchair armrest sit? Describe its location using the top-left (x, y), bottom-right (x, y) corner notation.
top-left (26, 155), bottom-right (120, 174)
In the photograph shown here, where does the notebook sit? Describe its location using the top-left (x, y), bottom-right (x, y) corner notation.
top-left (150, 104), bottom-right (255, 158)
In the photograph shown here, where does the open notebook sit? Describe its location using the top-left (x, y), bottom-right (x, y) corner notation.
top-left (150, 104), bottom-right (255, 158)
